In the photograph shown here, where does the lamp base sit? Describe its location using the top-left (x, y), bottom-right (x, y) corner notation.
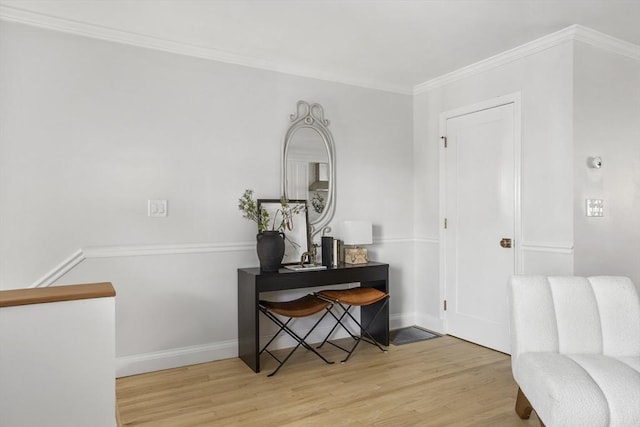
top-left (344, 247), bottom-right (368, 264)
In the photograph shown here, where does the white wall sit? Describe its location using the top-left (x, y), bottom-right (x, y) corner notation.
top-left (573, 42), bottom-right (640, 285)
top-left (413, 41), bottom-right (575, 332)
top-left (7, 19), bottom-right (638, 379)
top-left (0, 22), bottom-right (414, 375)
top-left (0, 296), bottom-right (115, 427)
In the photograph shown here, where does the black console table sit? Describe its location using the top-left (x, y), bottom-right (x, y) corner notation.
top-left (237, 262), bottom-right (389, 373)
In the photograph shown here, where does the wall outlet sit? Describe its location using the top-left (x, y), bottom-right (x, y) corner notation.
top-left (585, 199), bottom-right (603, 217)
top-left (148, 200), bottom-right (168, 217)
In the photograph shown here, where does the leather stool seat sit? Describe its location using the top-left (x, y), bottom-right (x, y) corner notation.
top-left (260, 294), bottom-right (330, 318)
top-left (317, 288), bottom-right (387, 306)
top-left (259, 294), bottom-right (334, 376)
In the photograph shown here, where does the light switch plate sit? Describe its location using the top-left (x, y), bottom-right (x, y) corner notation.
top-left (586, 199), bottom-right (603, 217)
top-left (148, 199), bottom-right (168, 217)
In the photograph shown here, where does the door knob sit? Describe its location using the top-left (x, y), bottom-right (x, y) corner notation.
top-left (500, 238), bottom-right (512, 248)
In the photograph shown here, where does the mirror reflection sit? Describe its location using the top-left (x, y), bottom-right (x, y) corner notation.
top-left (285, 127), bottom-right (329, 223)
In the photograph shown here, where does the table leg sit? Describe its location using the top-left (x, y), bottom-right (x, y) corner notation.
top-left (360, 279), bottom-right (389, 346)
top-left (237, 271), bottom-right (260, 372)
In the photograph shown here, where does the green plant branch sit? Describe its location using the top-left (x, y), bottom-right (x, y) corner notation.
top-left (238, 189), bottom-right (306, 234)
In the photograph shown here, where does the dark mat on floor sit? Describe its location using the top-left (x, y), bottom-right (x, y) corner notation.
top-left (390, 326), bottom-right (441, 345)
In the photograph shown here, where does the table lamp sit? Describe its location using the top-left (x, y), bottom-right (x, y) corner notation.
top-left (342, 220), bottom-right (373, 264)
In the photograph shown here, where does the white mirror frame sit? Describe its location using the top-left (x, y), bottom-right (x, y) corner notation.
top-left (281, 101), bottom-right (336, 239)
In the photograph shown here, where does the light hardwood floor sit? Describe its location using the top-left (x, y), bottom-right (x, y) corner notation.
top-left (116, 335), bottom-right (540, 426)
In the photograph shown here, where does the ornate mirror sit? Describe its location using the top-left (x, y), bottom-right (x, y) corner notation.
top-left (282, 101), bottom-right (336, 239)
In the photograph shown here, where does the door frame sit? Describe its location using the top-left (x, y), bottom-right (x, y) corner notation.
top-left (438, 92), bottom-right (523, 332)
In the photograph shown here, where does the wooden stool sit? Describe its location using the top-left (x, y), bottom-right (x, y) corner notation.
top-left (259, 294), bottom-right (334, 376)
top-left (316, 287), bottom-right (389, 363)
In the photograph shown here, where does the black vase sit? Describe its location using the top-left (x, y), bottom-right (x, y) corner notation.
top-left (256, 231), bottom-right (285, 272)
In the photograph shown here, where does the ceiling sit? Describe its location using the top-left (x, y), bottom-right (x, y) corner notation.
top-left (1, 0), bottom-right (640, 93)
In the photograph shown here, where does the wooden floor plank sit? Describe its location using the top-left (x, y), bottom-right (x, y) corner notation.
top-left (117, 336), bottom-right (540, 426)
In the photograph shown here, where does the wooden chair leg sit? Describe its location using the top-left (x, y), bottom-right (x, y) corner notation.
top-left (515, 387), bottom-right (533, 419)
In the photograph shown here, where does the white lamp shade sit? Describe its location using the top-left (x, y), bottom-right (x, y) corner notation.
top-left (342, 221), bottom-right (373, 245)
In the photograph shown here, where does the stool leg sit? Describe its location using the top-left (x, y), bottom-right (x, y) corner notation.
top-left (258, 310), bottom-right (292, 355)
top-left (339, 299), bottom-right (388, 362)
top-left (260, 309), bottom-right (334, 376)
top-left (317, 306), bottom-right (358, 349)
top-left (318, 298), bottom-right (389, 363)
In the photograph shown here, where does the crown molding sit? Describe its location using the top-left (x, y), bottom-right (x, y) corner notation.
top-left (573, 25), bottom-right (640, 61)
top-left (3, 6), bottom-right (636, 102)
top-left (0, 5), bottom-right (412, 95)
top-left (414, 24), bottom-right (640, 94)
top-left (414, 25), bottom-right (577, 94)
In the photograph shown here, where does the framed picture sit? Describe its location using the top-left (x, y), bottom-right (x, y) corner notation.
top-left (257, 199), bottom-right (310, 265)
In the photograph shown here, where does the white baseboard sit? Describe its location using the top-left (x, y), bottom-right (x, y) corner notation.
top-left (414, 313), bottom-right (445, 335)
top-left (116, 340), bottom-right (237, 378)
top-left (116, 311), bottom-right (415, 377)
top-left (390, 312), bottom-right (416, 330)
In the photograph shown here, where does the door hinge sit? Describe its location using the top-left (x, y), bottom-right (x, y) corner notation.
top-left (444, 300), bottom-right (447, 311)
top-left (444, 218), bottom-right (448, 229)
top-left (441, 136), bottom-right (447, 148)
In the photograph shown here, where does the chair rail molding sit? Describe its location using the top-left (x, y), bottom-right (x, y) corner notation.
top-left (520, 241), bottom-right (574, 254)
top-left (31, 241), bottom-right (255, 288)
top-left (30, 236), bottom-right (422, 289)
top-left (373, 237), bottom-right (416, 245)
top-left (32, 249), bottom-right (86, 289)
top-left (415, 236), bottom-right (439, 244)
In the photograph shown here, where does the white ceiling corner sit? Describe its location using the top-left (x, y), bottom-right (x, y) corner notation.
top-left (1, 1), bottom-right (640, 95)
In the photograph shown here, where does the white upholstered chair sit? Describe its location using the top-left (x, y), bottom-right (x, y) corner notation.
top-left (508, 276), bottom-right (640, 427)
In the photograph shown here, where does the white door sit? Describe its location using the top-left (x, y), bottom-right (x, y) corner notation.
top-left (443, 101), bottom-right (518, 354)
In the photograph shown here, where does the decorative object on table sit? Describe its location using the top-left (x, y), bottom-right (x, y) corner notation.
top-left (257, 199), bottom-right (309, 266)
top-left (255, 231), bottom-right (285, 273)
top-left (284, 264), bottom-right (327, 271)
top-left (320, 227), bottom-right (340, 267)
top-left (321, 236), bottom-right (333, 267)
top-left (331, 238), bottom-right (340, 268)
top-left (237, 189), bottom-right (307, 272)
top-left (321, 227), bottom-right (333, 267)
top-left (342, 220), bottom-right (373, 264)
top-left (298, 243), bottom-right (318, 265)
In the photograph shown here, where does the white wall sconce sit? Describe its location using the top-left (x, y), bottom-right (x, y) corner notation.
top-left (588, 156), bottom-right (602, 168)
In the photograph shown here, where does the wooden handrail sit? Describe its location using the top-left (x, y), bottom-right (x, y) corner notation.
top-left (0, 282), bottom-right (115, 308)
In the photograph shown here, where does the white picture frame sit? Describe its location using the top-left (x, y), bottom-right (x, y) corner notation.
top-left (257, 199), bottom-right (309, 265)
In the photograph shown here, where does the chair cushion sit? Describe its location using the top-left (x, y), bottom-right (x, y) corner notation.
top-left (516, 352), bottom-right (640, 427)
top-left (617, 356), bottom-right (640, 372)
top-left (509, 276), bottom-right (640, 377)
